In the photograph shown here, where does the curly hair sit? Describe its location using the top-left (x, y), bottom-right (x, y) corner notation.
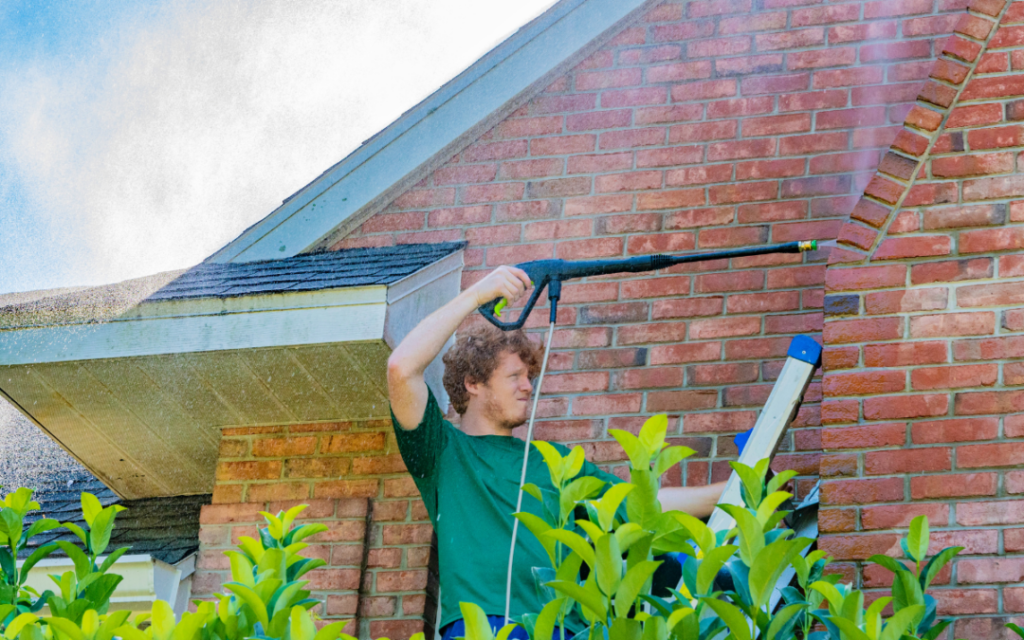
top-left (442, 325), bottom-right (542, 414)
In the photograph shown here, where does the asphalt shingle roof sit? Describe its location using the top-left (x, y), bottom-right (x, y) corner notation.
top-left (19, 467), bottom-right (208, 565)
top-left (146, 242), bottom-right (466, 302)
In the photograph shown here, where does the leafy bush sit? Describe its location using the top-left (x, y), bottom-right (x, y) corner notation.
top-left (0, 489), bottom-right (129, 625)
top-left (459, 414), bottom-right (966, 640)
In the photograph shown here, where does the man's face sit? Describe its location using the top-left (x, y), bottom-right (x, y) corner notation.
top-left (468, 351), bottom-right (533, 430)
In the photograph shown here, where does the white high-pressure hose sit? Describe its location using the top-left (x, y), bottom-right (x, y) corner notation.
top-left (504, 321), bottom-right (556, 626)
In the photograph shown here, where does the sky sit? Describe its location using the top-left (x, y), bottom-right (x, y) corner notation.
top-left (0, 0), bottom-right (555, 295)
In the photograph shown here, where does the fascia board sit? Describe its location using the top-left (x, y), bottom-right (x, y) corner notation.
top-left (207, 0), bottom-right (653, 264)
top-left (0, 287), bottom-right (388, 366)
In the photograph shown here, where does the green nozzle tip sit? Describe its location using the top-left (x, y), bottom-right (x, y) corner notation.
top-left (494, 298), bottom-right (508, 317)
top-left (811, 240), bottom-right (818, 250)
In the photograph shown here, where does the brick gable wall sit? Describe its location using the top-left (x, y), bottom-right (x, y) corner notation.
top-left (821, 0), bottom-right (1024, 634)
top-left (190, 0), bottom-right (1024, 636)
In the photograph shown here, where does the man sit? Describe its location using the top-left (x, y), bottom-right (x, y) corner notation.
top-left (387, 265), bottom-right (726, 639)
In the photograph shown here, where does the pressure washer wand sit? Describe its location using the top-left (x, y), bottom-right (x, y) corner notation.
top-left (479, 240), bottom-right (817, 331)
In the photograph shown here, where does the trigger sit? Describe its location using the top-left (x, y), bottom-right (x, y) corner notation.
top-left (494, 298), bottom-right (508, 317)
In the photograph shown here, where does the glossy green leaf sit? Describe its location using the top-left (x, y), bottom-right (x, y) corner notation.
top-left (665, 607), bottom-right (694, 634)
top-left (765, 604), bottom-right (802, 640)
top-left (548, 579), bottom-right (607, 620)
top-left (4, 613), bottom-right (39, 640)
top-left (44, 617), bottom-right (85, 640)
top-left (0, 511), bottom-right (23, 550)
top-left (576, 519), bottom-right (606, 543)
top-left (546, 530), bottom-right (595, 571)
top-left (564, 447), bottom-right (586, 483)
top-left (54, 542), bottom-right (91, 579)
top-left (533, 441), bottom-right (566, 487)
top-left (17, 544), bottom-right (58, 586)
top-left (829, 617), bottom-right (872, 640)
top-left (700, 599), bottom-right (751, 640)
top-left (718, 505), bottom-right (763, 567)
top-left (748, 537), bottom-right (812, 610)
top-left (61, 523), bottom-right (87, 547)
top-left (907, 516), bottom-right (929, 565)
top-left (810, 581), bottom-right (844, 615)
top-left (766, 470), bottom-right (798, 495)
top-left (653, 447), bottom-right (693, 479)
top-left (639, 415), bottom-right (668, 457)
top-left (609, 618), bottom-right (641, 640)
top-left (841, 589), bottom-right (864, 624)
top-left (672, 513), bottom-right (714, 557)
top-left (626, 469), bottom-right (660, 529)
top-left (595, 484), bottom-right (634, 533)
top-left (921, 547), bottom-right (963, 592)
top-left (226, 551), bottom-right (256, 587)
top-left (866, 597), bottom-right (893, 640)
top-left (609, 430), bottom-right (649, 471)
top-left (97, 546), bottom-right (128, 576)
top-left (522, 484), bottom-right (545, 504)
top-left (696, 546), bottom-right (736, 596)
top-left (755, 492), bottom-right (791, 527)
top-left (561, 477), bottom-right (606, 524)
top-left (879, 605), bottom-right (924, 640)
top-left (224, 582), bottom-right (270, 628)
top-left (595, 533), bottom-right (622, 597)
top-left (534, 598), bottom-right (565, 640)
top-left (728, 462), bottom-right (764, 510)
top-left (289, 523), bottom-right (328, 545)
top-left (1008, 624), bottom-right (1024, 640)
top-left (77, 494), bottom-right (101, 529)
top-left (614, 560), bottom-right (660, 618)
top-left (923, 619), bottom-right (953, 640)
top-left (641, 613), bottom-right (666, 640)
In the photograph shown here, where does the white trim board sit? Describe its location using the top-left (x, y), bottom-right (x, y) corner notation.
top-left (206, 0), bottom-right (659, 264)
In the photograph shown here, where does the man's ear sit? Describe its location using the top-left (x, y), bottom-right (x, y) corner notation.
top-left (464, 375), bottom-right (482, 398)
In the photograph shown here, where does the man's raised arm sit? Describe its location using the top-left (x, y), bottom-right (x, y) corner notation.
top-left (386, 265), bottom-right (532, 430)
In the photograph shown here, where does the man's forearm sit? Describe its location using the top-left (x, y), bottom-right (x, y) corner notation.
top-left (658, 481), bottom-right (727, 518)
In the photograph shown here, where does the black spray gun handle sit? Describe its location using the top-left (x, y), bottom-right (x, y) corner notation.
top-left (478, 241), bottom-right (817, 331)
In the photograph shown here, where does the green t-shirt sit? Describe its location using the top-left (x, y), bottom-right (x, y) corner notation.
top-left (392, 388), bottom-right (622, 630)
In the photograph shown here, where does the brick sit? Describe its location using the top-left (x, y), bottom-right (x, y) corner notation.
top-left (789, 47), bottom-right (856, 70)
top-left (820, 453), bottom-right (857, 477)
top-left (564, 194), bottom-right (631, 216)
top-left (682, 411), bottom-right (757, 433)
top-left (313, 479), bottom-right (379, 499)
top-left (911, 258), bottom-right (994, 284)
top-left (822, 399), bottom-right (859, 424)
top-left (626, 232), bottom-right (696, 254)
top-left (822, 477), bottom-right (904, 505)
top-left (923, 204), bottom-right (1007, 229)
top-left (823, 370), bottom-right (905, 396)
top-left (637, 189), bottom-right (705, 210)
top-left (757, 28), bottom-right (827, 51)
top-left (863, 176), bottom-right (904, 205)
top-left (556, 237), bottom-right (622, 259)
top-left (216, 461), bottom-right (281, 481)
top-left (862, 503), bottom-right (950, 529)
top-left (617, 367), bottom-right (684, 390)
top-left (814, 67), bottom-right (885, 90)
top-left (865, 288), bottom-right (948, 315)
top-left (912, 473), bottom-right (998, 499)
top-left (947, 104), bottom-right (1003, 130)
top-left (621, 276), bottom-right (691, 299)
top-left (872, 236), bottom-right (952, 260)
top-left (958, 558), bottom-right (1024, 583)
top-left (669, 80), bottom-right (738, 102)
top-left (689, 316), bottom-right (761, 339)
top-left (836, 223), bottom-right (878, 250)
top-left (707, 139), bottom-right (776, 162)
top-left (821, 423), bottom-right (906, 449)
top-left (912, 417), bottom-right (999, 443)
top-left (646, 390), bottom-right (718, 412)
top-left (966, 126), bottom-right (1024, 150)
top-left (864, 447), bottom-right (951, 474)
top-left (959, 282), bottom-right (1024, 308)
top-left (575, 68), bottom-right (641, 91)
top-left (727, 291), bottom-right (800, 314)
top-left (918, 81), bottom-right (958, 109)
top-left (652, 297), bottom-right (723, 319)
top-left (603, 88), bottom-right (670, 109)
top-left (530, 134), bottom-right (595, 156)
top-left (665, 207), bottom-right (733, 229)
top-left (959, 442), bottom-right (1024, 468)
top-left (572, 394), bottom-right (641, 416)
top-left (863, 394), bottom-right (949, 420)
top-left (823, 345), bottom-right (859, 369)
top-left (912, 364), bottom-right (998, 391)
top-left (618, 322), bottom-right (687, 345)
top-left (956, 390), bottom-right (1024, 415)
top-left (649, 341), bottom-right (721, 364)
top-left (779, 132), bottom-right (849, 155)
top-left (954, 336), bottom-right (1024, 361)
top-left (637, 146), bottom-right (703, 168)
top-left (961, 227), bottom-right (1024, 253)
top-left (323, 433), bottom-right (386, 453)
top-left (737, 201), bottom-right (806, 223)
top-left (823, 317), bottom-right (903, 344)
top-left (688, 363), bottom-right (759, 386)
top-left (862, 341), bottom-right (945, 368)
top-left (769, 265), bottom-right (827, 289)
top-left (910, 312), bottom-right (995, 338)
top-left (285, 458), bottom-right (351, 479)
top-left (933, 153), bottom-right (1015, 178)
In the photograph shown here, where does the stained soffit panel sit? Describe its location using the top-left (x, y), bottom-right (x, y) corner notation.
top-left (0, 248), bottom-right (463, 499)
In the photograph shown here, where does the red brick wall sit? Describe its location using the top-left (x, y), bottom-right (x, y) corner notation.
top-left (193, 423), bottom-right (436, 639)
top-left (192, 0), bottom-right (1024, 636)
top-left (821, 0), bottom-right (1024, 635)
top-left (335, 0), bottom-right (964, 492)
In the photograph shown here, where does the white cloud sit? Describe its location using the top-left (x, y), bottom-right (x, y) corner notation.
top-left (0, 0), bottom-right (553, 293)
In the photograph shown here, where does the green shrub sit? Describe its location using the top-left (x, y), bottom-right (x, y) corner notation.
top-left (460, 414), bottom-right (967, 640)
